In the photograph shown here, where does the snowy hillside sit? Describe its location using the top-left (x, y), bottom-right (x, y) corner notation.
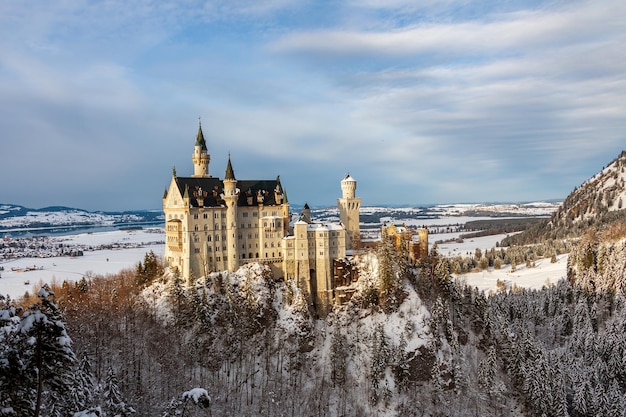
top-left (553, 150), bottom-right (626, 224)
top-left (503, 150), bottom-right (626, 245)
top-left (0, 204), bottom-right (163, 231)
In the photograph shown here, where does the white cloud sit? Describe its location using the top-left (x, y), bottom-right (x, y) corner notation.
top-left (273, 1), bottom-right (625, 57)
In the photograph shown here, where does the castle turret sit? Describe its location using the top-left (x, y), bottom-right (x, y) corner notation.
top-left (302, 203), bottom-right (311, 223)
top-left (337, 174), bottom-right (361, 250)
top-left (223, 155), bottom-right (239, 271)
top-left (294, 220), bottom-right (311, 295)
top-left (192, 122), bottom-right (211, 177)
top-left (417, 228), bottom-right (429, 260)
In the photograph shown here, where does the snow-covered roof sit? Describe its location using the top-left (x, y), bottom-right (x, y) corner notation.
top-left (307, 223), bottom-right (344, 232)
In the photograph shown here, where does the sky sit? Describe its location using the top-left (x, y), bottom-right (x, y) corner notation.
top-left (1, 0), bottom-right (624, 212)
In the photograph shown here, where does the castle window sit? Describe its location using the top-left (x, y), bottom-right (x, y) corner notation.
top-left (253, 212), bottom-right (258, 217)
top-left (207, 235), bottom-right (211, 242)
top-left (242, 253), bottom-right (246, 259)
top-left (256, 252), bottom-right (259, 258)
top-left (215, 235), bottom-right (220, 241)
top-left (194, 214), bottom-right (198, 219)
top-left (214, 213), bottom-right (219, 219)
top-left (204, 224), bottom-right (208, 231)
top-left (271, 242), bottom-right (275, 248)
top-left (195, 248), bottom-right (200, 253)
top-left (249, 252), bottom-right (253, 258)
top-left (241, 244), bottom-right (245, 249)
top-left (217, 256), bottom-right (221, 262)
top-left (243, 212), bottom-right (248, 217)
top-left (194, 225), bottom-right (198, 231)
top-left (215, 223), bottom-right (219, 229)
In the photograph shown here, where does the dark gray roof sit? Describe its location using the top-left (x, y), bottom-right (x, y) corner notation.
top-left (174, 177), bottom-right (286, 208)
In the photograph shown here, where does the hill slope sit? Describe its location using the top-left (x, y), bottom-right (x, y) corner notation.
top-left (503, 151), bottom-right (626, 245)
top-left (0, 204), bottom-right (163, 231)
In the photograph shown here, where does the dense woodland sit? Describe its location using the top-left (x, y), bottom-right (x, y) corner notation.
top-left (2, 213), bottom-right (626, 416)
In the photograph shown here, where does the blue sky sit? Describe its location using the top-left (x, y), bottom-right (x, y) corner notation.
top-left (1, 0), bottom-right (624, 211)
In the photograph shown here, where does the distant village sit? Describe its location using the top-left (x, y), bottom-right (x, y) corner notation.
top-left (0, 233), bottom-right (163, 262)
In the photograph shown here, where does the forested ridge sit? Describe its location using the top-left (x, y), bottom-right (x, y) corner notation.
top-left (503, 151), bottom-right (626, 246)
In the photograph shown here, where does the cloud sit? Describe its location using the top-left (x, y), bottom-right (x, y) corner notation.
top-left (0, 0), bottom-right (624, 210)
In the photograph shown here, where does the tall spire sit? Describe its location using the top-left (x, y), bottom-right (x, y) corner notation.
top-left (192, 119), bottom-right (211, 177)
top-left (195, 119), bottom-right (207, 150)
top-left (224, 153), bottom-right (236, 181)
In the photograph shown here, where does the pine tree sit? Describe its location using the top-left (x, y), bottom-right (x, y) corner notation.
top-left (478, 346), bottom-right (499, 398)
top-left (102, 367), bottom-right (136, 417)
top-left (377, 229), bottom-right (396, 297)
top-left (12, 285), bottom-right (85, 417)
top-left (369, 323), bottom-right (390, 391)
top-left (0, 294), bottom-right (22, 415)
top-left (330, 323), bottom-right (347, 387)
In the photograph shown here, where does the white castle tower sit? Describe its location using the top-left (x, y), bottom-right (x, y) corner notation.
top-left (192, 122), bottom-right (211, 178)
top-left (337, 174), bottom-right (361, 250)
top-left (222, 156), bottom-right (239, 272)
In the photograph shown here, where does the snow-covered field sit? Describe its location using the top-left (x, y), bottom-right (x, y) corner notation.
top-left (430, 232), bottom-right (568, 293)
top-left (456, 253), bottom-right (568, 294)
top-left (0, 229), bottom-right (165, 299)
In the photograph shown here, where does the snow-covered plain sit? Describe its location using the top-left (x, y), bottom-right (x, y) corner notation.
top-left (0, 229), bottom-right (165, 299)
top-left (428, 231), bottom-right (568, 293)
top-left (456, 253), bottom-right (568, 294)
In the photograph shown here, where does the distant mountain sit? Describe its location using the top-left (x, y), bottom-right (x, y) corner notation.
top-left (503, 150), bottom-right (626, 245)
top-left (0, 204), bottom-right (164, 231)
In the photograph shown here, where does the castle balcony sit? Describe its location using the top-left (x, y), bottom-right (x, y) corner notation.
top-left (166, 219), bottom-right (183, 251)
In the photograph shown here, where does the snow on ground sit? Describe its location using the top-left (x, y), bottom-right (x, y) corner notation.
top-left (434, 232), bottom-right (511, 256)
top-left (455, 254), bottom-right (569, 294)
top-left (0, 229), bottom-right (164, 299)
top-left (434, 232), bottom-right (568, 292)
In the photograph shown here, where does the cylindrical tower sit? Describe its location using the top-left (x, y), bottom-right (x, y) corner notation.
top-left (223, 156), bottom-right (239, 271)
top-left (192, 123), bottom-right (211, 177)
top-left (417, 228), bottom-right (429, 260)
top-left (341, 174), bottom-right (357, 198)
top-left (337, 174), bottom-right (361, 250)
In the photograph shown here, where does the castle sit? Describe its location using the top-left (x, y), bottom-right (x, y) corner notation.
top-left (163, 123), bottom-right (361, 315)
